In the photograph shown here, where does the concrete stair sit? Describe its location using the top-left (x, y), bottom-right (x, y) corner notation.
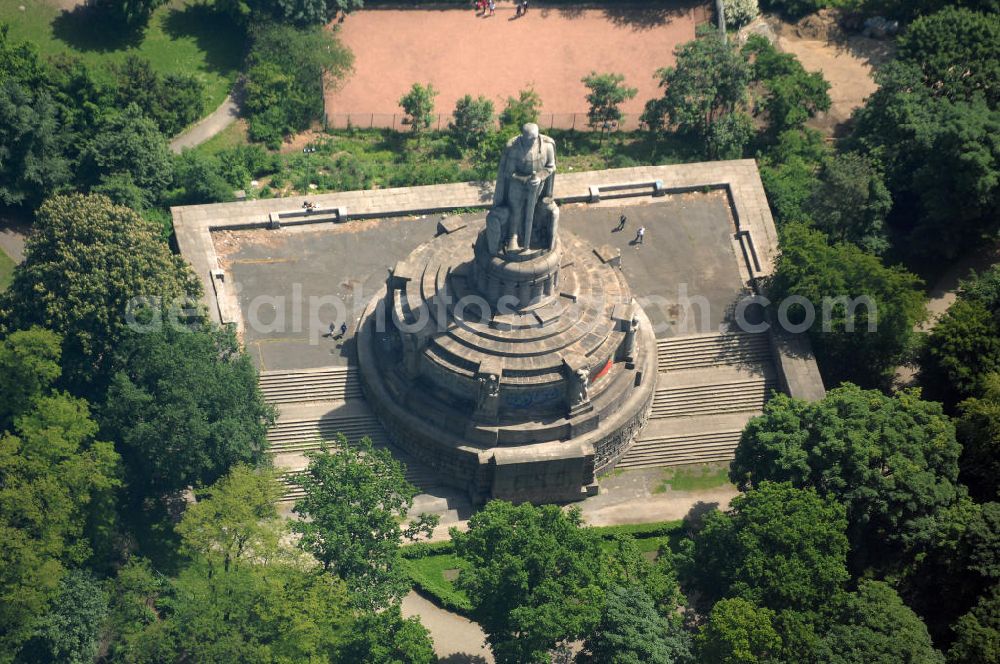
top-left (265, 400), bottom-right (443, 501)
top-left (618, 420), bottom-right (745, 470)
top-left (651, 376), bottom-right (778, 418)
top-left (657, 331), bottom-right (772, 371)
top-left (617, 332), bottom-right (779, 470)
top-left (259, 366), bottom-right (362, 404)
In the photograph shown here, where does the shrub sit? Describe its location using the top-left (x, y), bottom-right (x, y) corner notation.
top-left (724, 0), bottom-right (760, 28)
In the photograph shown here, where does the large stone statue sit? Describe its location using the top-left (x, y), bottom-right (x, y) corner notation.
top-left (491, 123), bottom-right (556, 253)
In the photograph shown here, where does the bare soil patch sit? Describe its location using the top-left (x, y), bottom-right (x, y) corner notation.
top-left (767, 9), bottom-right (893, 135)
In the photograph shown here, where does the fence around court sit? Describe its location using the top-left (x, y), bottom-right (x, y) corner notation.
top-left (325, 112), bottom-right (648, 132)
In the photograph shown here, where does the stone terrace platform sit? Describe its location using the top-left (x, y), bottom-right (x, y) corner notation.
top-left (172, 162), bottom-right (825, 504)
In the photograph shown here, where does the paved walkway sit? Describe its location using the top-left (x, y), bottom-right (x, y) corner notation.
top-left (169, 94), bottom-right (239, 153)
top-left (0, 216), bottom-right (28, 263)
top-left (402, 591), bottom-right (493, 663)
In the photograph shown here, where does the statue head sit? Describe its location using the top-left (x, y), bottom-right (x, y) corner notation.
top-left (521, 123), bottom-right (540, 142)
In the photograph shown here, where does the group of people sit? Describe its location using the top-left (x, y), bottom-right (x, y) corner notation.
top-left (614, 213), bottom-right (645, 246)
top-left (474, 0), bottom-right (528, 17)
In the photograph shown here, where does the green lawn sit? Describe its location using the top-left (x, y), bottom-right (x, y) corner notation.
top-left (0, 248), bottom-right (13, 292)
top-left (654, 463), bottom-right (734, 493)
top-left (1, 0), bottom-right (243, 119)
top-left (401, 553), bottom-right (473, 614)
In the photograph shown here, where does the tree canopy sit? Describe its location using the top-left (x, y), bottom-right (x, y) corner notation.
top-left (100, 324), bottom-right (274, 502)
top-left (452, 501), bottom-right (607, 663)
top-left (896, 7), bottom-right (1000, 106)
top-left (581, 71), bottom-right (637, 130)
top-left (293, 435), bottom-right (437, 610)
top-left (732, 385), bottom-right (962, 571)
top-left (768, 223), bottom-right (925, 388)
top-left (578, 585), bottom-right (693, 664)
top-left (0, 194), bottom-right (200, 385)
top-left (687, 482), bottom-right (849, 614)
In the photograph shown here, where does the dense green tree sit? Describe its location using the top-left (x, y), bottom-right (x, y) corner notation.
top-left (171, 150), bottom-right (235, 205)
top-left (91, 172), bottom-right (152, 212)
top-left (0, 194), bottom-right (199, 385)
top-left (450, 94), bottom-right (495, 148)
top-left (15, 569), bottom-right (109, 664)
top-left (340, 607), bottom-right (436, 664)
top-left (0, 393), bottom-right (120, 660)
top-left (151, 559), bottom-right (357, 663)
top-left (101, 324), bottom-right (273, 502)
top-left (91, 0), bottom-right (167, 30)
top-left (769, 223), bottom-right (925, 387)
top-left (103, 558), bottom-right (166, 664)
top-left (578, 585), bottom-right (692, 664)
top-left (603, 534), bottom-right (686, 618)
top-left (820, 581), bottom-right (944, 664)
top-left (452, 501), bottom-right (607, 663)
top-left (0, 80), bottom-right (72, 209)
top-left (399, 82), bottom-right (438, 136)
top-left (948, 584), bottom-right (1000, 664)
top-left (897, 7), bottom-right (1000, 106)
top-left (687, 482), bottom-right (849, 614)
top-left (707, 111), bottom-right (755, 160)
top-left (0, 327), bottom-right (61, 432)
top-left (850, 62), bottom-right (1000, 261)
top-left (745, 35), bottom-right (831, 134)
top-left (0, 28), bottom-right (74, 210)
top-left (957, 373), bottom-right (1000, 501)
top-left (732, 385), bottom-right (963, 571)
top-left (643, 33), bottom-right (751, 149)
top-left (696, 597), bottom-right (782, 664)
top-left (243, 23), bottom-right (353, 144)
top-left (921, 299), bottom-right (1000, 407)
top-left (80, 104), bottom-right (174, 207)
top-left (112, 56), bottom-right (205, 136)
top-left (903, 500), bottom-right (1000, 642)
top-left (174, 465), bottom-right (284, 571)
top-left (500, 88), bottom-right (542, 128)
top-left (805, 152), bottom-right (891, 254)
top-left (293, 435), bottom-right (437, 610)
top-left (581, 71), bottom-right (637, 130)
top-left (757, 127), bottom-right (830, 226)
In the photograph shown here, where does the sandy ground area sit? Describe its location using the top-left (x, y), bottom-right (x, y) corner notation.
top-left (768, 12), bottom-right (893, 133)
top-left (325, 3), bottom-right (706, 125)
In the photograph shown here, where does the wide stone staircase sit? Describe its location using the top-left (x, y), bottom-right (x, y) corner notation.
top-left (617, 331), bottom-right (779, 470)
top-left (260, 366), bottom-right (442, 501)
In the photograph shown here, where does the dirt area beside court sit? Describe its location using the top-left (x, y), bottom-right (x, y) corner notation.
top-left (767, 9), bottom-right (894, 135)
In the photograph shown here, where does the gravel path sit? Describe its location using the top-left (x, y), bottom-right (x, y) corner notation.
top-left (169, 94), bottom-right (239, 153)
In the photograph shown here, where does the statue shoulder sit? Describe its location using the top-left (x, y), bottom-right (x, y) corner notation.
top-left (504, 135), bottom-right (520, 148)
top-left (540, 135), bottom-right (555, 147)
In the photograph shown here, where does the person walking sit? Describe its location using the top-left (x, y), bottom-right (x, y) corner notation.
top-left (615, 213), bottom-right (627, 232)
top-left (488, 0), bottom-right (495, 16)
top-left (522, 0), bottom-right (528, 14)
top-left (634, 226), bottom-right (645, 245)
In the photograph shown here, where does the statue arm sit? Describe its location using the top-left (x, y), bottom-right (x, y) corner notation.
top-left (540, 139), bottom-right (556, 197)
top-left (493, 147), bottom-right (510, 206)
